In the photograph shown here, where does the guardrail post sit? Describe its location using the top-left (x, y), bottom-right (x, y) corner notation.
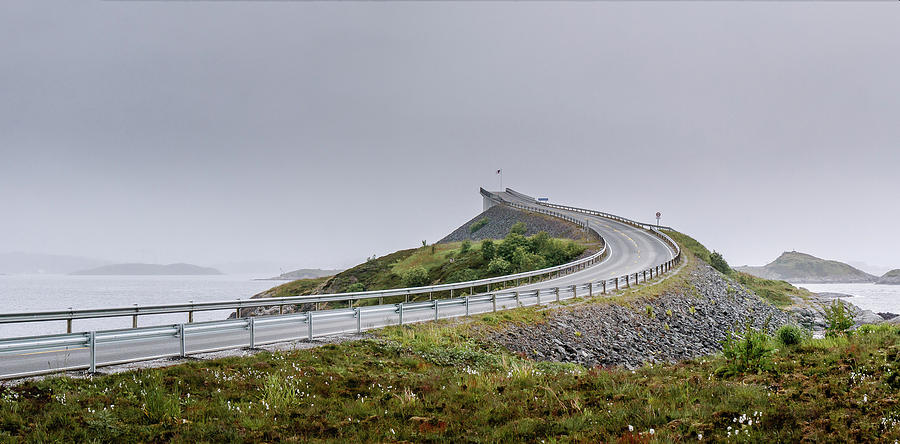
top-left (429, 291), bottom-right (433, 301)
top-left (536, 289), bottom-right (541, 306)
top-left (356, 307), bottom-right (362, 333)
top-left (644, 270), bottom-right (648, 282)
top-left (572, 284), bottom-right (577, 299)
top-left (398, 303), bottom-right (404, 325)
top-left (492, 294), bottom-right (497, 312)
top-left (405, 293), bottom-right (409, 303)
top-left (515, 291), bottom-right (520, 306)
top-left (179, 324), bottom-right (186, 357)
top-left (249, 318), bottom-right (256, 349)
top-left (349, 299), bottom-right (353, 309)
top-left (615, 278), bottom-right (619, 291)
top-left (189, 301), bottom-right (194, 323)
top-left (67, 307), bottom-right (73, 333)
top-left (465, 296), bottom-right (470, 316)
top-left (279, 305), bottom-right (284, 315)
top-left (602, 280), bottom-right (607, 294)
top-left (626, 275), bottom-right (630, 288)
top-left (450, 288), bottom-right (454, 298)
top-left (89, 331), bottom-right (96, 373)
top-left (133, 304), bottom-right (138, 328)
top-left (307, 312), bottom-right (313, 340)
top-left (555, 287), bottom-right (560, 303)
top-left (379, 296), bottom-right (384, 305)
top-left (589, 282), bottom-right (593, 297)
top-left (433, 300), bottom-right (439, 321)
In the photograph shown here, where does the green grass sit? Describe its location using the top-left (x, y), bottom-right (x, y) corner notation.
top-left (260, 235), bottom-right (593, 304)
top-left (4, 316), bottom-right (900, 443)
top-left (664, 229), bottom-right (813, 308)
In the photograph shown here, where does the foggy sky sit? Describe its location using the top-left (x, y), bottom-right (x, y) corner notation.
top-left (2, 1), bottom-right (899, 273)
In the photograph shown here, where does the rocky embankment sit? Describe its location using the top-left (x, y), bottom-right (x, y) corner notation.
top-left (438, 205), bottom-right (597, 244)
top-left (490, 262), bottom-right (795, 369)
top-left (788, 292), bottom-right (885, 332)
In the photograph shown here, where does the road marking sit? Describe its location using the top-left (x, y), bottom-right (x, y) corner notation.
top-left (18, 347), bottom-right (86, 356)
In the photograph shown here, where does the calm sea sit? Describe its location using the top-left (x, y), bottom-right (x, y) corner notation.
top-left (0, 274), bottom-right (279, 339)
top-left (796, 283), bottom-right (900, 315)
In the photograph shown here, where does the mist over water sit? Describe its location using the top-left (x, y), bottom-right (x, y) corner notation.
top-left (0, 275), bottom-right (278, 339)
top-left (798, 283), bottom-right (900, 315)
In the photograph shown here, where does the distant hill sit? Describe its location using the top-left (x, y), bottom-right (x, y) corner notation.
top-left (735, 251), bottom-right (878, 284)
top-left (0, 252), bottom-right (109, 274)
top-left (71, 263), bottom-right (222, 276)
top-left (876, 270), bottom-right (900, 285)
top-left (267, 268), bottom-right (342, 280)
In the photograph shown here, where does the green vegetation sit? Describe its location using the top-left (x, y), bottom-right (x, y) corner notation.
top-left (825, 300), bottom-right (856, 337)
top-left (709, 250), bottom-right (731, 274)
top-left (776, 325), bottom-right (806, 346)
top-left (469, 217), bottom-right (489, 234)
top-left (509, 221), bottom-right (527, 235)
top-left (5, 313), bottom-right (900, 442)
top-left (716, 322), bottom-right (774, 377)
top-left (259, 231), bottom-right (592, 306)
top-left (664, 229), bottom-right (814, 308)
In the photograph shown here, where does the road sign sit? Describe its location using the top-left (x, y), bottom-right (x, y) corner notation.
top-left (656, 212), bottom-right (661, 227)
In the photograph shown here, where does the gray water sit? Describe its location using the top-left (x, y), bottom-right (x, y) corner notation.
top-left (797, 283), bottom-right (900, 315)
top-left (0, 274), bottom-right (279, 339)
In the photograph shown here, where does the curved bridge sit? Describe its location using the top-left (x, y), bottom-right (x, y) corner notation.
top-left (0, 188), bottom-right (681, 379)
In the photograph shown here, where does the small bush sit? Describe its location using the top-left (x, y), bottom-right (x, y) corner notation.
top-left (460, 240), bottom-right (472, 254)
top-left (481, 240), bottom-right (496, 261)
top-left (487, 257), bottom-right (512, 275)
top-left (469, 218), bottom-right (489, 234)
top-left (716, 323), bottom-right (774, 377)
top-left (776, 325), bottom-right (805, 346)
top-left (509, 222), bottom-right (527, 235)
top-left (346, 282), bottom-right (365, 293)
top-left (710, 250), bottom-right (732, 275)
top-left (402, 266), bottom-right (430, 287)
top-left (824, 301), bottom-right (855, 337)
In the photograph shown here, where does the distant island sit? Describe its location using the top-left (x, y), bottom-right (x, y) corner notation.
top-left (71, 263), bottom-right (222, 276)
top-left (264, 268), bottom-right (342, 281)
top-left (735, 251), bottom-right (878, 284)
top-left (876, 269), bottom-right (900, 285)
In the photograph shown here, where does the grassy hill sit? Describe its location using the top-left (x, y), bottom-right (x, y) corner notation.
top-left (736, 251), bottom-right (878, 284)
top-left (255, 229), bottom-right (600, 302)
top-left (876, 269), bottom-right (900, 285)
top-left (663, 230), bottom-right (813, 307)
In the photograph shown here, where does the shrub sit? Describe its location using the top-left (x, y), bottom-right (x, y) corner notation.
top-left (498, 233), bottom-right (529, 261)
top-left (346, 282), bottom-right (365, 293)
top-left (402, 266), bottom-right (430, 287)
top-left (509, 222), bottom-right (527, 235)
top-left (776, 325), bottom-right (805, 346)
top-left (487, 257), bottom-right (512, 275)
top-left (824, 301), bottom-right (855, 337)
top-left (469, 218), bottom-right (489, 234)
top-left (716, 322), bottom-right (774, 377)
top-left (460, 240), bottom-right (472, 254)
top-left (511, 246), bottom-right (545, 272)
top-left (448, 268), bottom-right (479, 283)
top-left (481, 240), bottom-right (496, 261)
top-left (709, 250), bottom-right (732, 275)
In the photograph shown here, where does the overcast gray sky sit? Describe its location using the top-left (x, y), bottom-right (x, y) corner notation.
top-left (1, 1), bottom-right (898, 273)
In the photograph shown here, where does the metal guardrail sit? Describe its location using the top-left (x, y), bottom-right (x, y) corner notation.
top-left (0, 189), bottom-right (683, 380)
top-left (0, 197), bottom-right (608, 333)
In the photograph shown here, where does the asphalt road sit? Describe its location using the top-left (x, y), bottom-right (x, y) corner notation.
top-left (0, 194), bottom-right (674, 379)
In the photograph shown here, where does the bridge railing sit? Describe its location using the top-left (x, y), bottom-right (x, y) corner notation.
top-left (0, 196), bottom-right (609, 334)
top-left (0, 189), bottom-right (686, 380)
